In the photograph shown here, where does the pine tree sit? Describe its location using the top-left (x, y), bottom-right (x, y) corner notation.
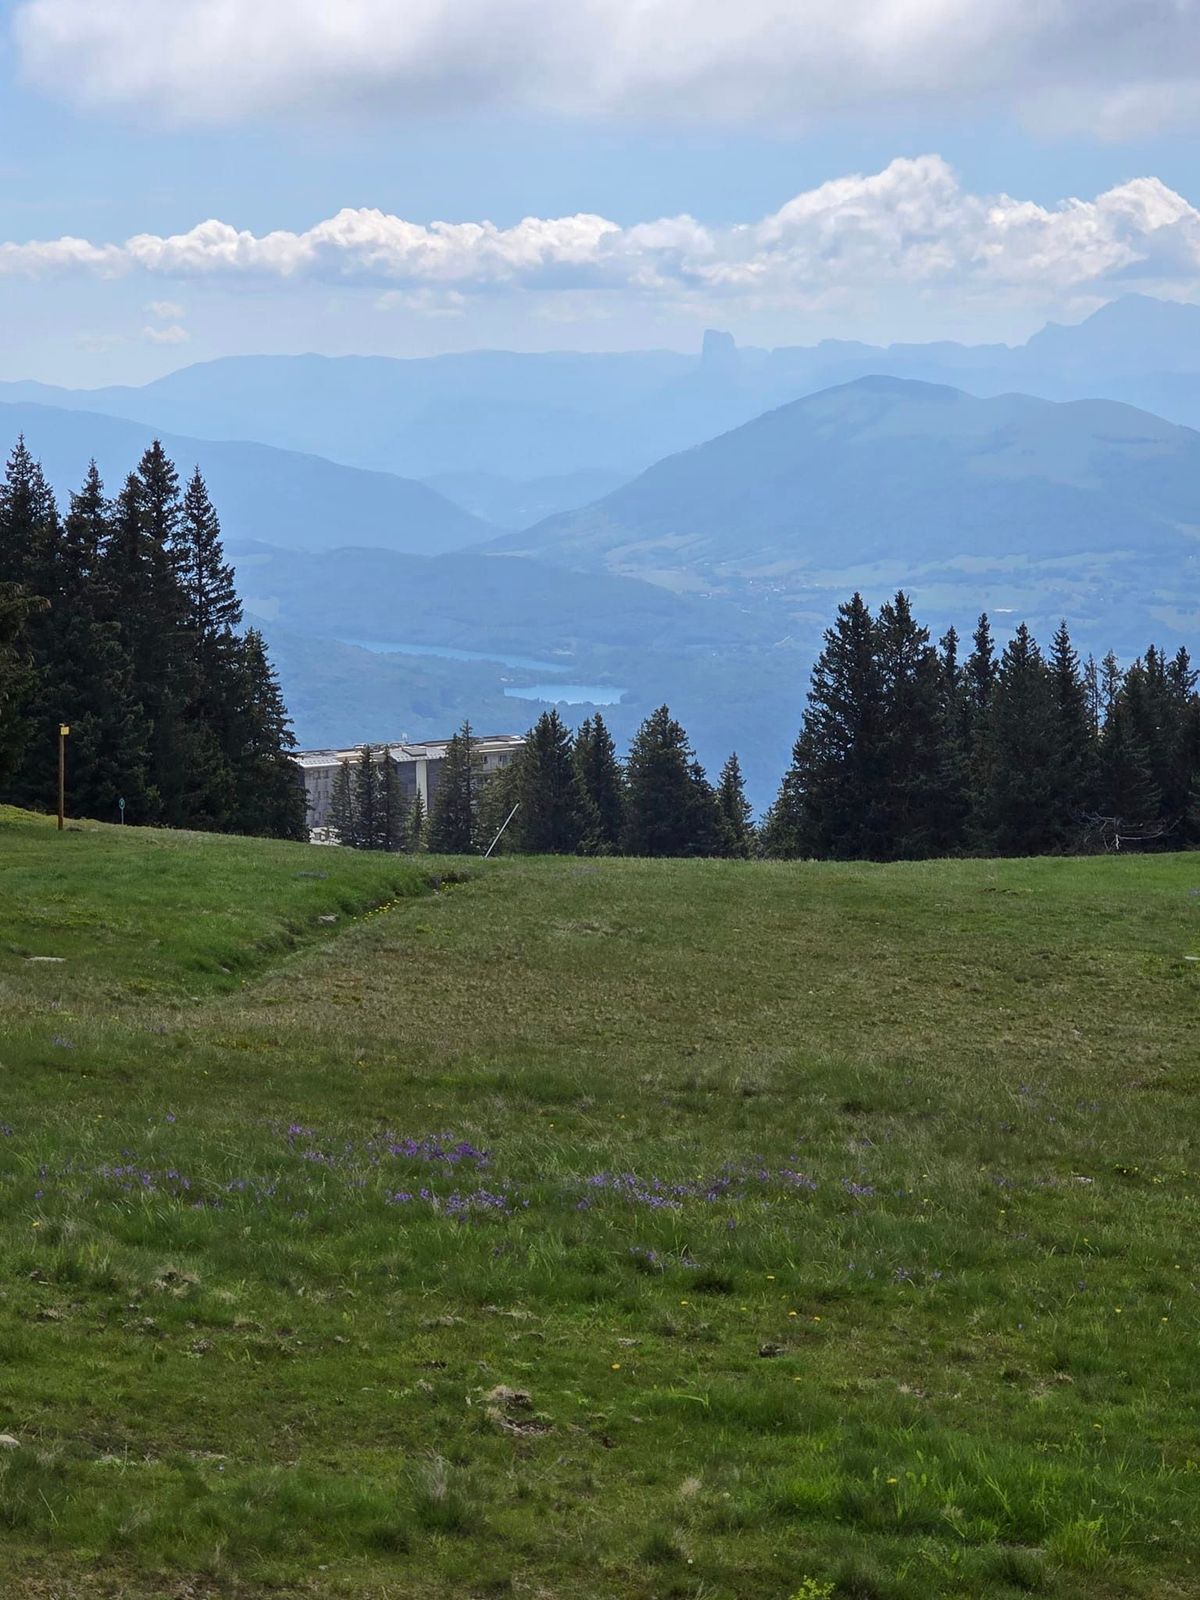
top-left (0, 441), bottom-right (63, 809)
top-left (329, 758), bottom-right (356, 844)
top-left (765, 593), bottom-right (885, 859)
top-left (1100, 652), bottom-right (1124, 722)
top-left (715, 752), bottom-right (754, 857)
top-left (428, 721), bottom-right (482, 853)
top-left (573, 713), bottom-right (625, 853)
top-left (408, 790), bottom-right (426, 852)
top-left (353, 744), bottom-right (380, 849)
top-left (510, 709), bottom-right (582, 854)
top-left (103, 447), bottom-right (192, 824)
top-left (225, 628), bottom-right (308, 840)
top-left (48, 464), bottom-right (153, 823)
top-left (378, 751), bottom-right (409, 852)
top-left (1045, 621), bottom-right (1097, 850)
top-left (1099, 696), bottom-right (1161, 843)
top-left (876, 591), bottom-right (955, 857)
top-left (622, 705), bottom-right (714, 857)
top-left (973, 624), bottom-right (1059, 856)
top-left (0, 583), bottom-right (39, 786)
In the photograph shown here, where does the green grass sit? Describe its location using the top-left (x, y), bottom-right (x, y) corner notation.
top-left (0, 807), bottom-right (1198, 1599)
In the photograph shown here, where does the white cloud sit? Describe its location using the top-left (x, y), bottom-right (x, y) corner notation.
top-left (141, 322), bottom-right (191, 344)
top-left (145, 298), bottom-right (185, 320)
top-left (13, 0), bottom-right (1200, 135)
top-left (2, 160), bottom-right (1200, 320)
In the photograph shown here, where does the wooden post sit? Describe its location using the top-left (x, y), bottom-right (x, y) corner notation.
top-left (57, 724), bottom-right (69, 831)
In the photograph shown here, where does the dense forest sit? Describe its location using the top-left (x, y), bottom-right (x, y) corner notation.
top-left (0, 437), bottom-right (306, 839)
top-left (337, 592), bottom-right (1200, 861)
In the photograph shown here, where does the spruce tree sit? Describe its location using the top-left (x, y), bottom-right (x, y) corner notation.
top-left (408, 790), bottom-right (426, 852)
top-left (511, 709), bottom-right (582, 854)
top-left (1045, 621), bottom-right (1097, 850)
top-left (48, 464), bottom-right (154, 823)
top-left (573, 713), bottom-right (625, 853)
top-left (104, 448), bottom-right (191, 824)
top-left (428, 722), bottom-right (482, 853)
top-left (225, 628), bottom-right (307, 840)
top-left (378, 751), bottom-right (409, 852)
top-left (0, 441), bottom-right (63, 809)
top-left (329, 758), bottom-right (356, 844)
top-left (1098, 696), bottom-right (1161, 843)
top-left (353, 744), bottom-right (380, 849)
top-left (0, 583), bottom-right (38, 786)
top-left (766, 593), bottom-right (884, 859)
top-left (973, 624), bottom-right (1059, 856)
top-left (622, 705), bottom-right (714, 857)
top-left (715, 752), bottom-right (754, 857)
top-left (876, 591), bottom-right (955, 857)
top-left (176, 467), bottom-right (243, 826)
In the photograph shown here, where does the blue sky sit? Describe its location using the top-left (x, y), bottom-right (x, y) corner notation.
top-left (3, 0), bottom-right (1200, 385)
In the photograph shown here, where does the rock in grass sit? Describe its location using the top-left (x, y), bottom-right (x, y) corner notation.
top-left (0, 1435), bottom-right (19, 1450)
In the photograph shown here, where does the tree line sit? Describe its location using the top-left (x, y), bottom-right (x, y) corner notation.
top-left (332, 710), bottom-right (755, 859)
top-left (0, 437), bottom-right (306, 838)
top-left (336, 592), bottom-right (1198, 861)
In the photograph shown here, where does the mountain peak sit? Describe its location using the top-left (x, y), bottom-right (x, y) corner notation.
top-left (701, 328), bottom-right (738, 373)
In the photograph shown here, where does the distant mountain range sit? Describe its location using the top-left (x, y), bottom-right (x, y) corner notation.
top-left (8, 295), bottom-right (1200, 494)
top-left (6, 307), bottom-right (1200, 807)
top-left (496, 375), bottom-right (1200, 652)
top-left (0, 401), bottom-right (491, 556)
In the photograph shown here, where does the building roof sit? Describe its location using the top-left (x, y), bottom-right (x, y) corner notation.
top-left (293, 734), bottom-right (526, 770)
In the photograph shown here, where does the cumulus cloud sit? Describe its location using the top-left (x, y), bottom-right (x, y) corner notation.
top-left (2, 160), bottom-right (1200, 321)
top-left (141, 322), bottom-right (191, 344)
top-left (13, 0), bottom-right (1200, 135)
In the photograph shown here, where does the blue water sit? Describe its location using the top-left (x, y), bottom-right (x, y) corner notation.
top-left (340, 637), bottom-right (624, 705)
top-left (505, 683), bottom-right (624, 706)
top-left (342, 638), bottom-right (563, 673)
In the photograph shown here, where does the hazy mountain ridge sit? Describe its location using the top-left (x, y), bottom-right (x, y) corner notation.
top-left (499, 378), bottom-right (1200, 593)
top-left (9, 295), bottom-right (1200, 490)
top-left (0, 401), bottom-right (494, 556)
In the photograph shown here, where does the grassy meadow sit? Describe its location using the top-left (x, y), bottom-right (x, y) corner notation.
top-left (0, 804), bottom-right (1198, 1599)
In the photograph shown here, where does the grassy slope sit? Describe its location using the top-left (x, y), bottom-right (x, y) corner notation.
top-left (0, 808), bottom-right (1198, 1600)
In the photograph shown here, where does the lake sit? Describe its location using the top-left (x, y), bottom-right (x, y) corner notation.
top-left (340, 638), bottom-right (624, 705)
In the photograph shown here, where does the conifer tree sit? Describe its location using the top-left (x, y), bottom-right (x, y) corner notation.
top-left (428, 721), bottom-right (482, 853)
top-left (973, 624), bottom-right (1059, 855)
top-left (876, 591), bottom-right (955, 857)
top-left (329, 758), bottom-right (356, 844)
top-left (766, 593), bottom-right (885, 859)
top-left (226, 629), bottom-right (308, 840)
top-left (0, 583), bottom-right (38, 785)
top-left (622, 705), bottom-right (714, 857)
top-left (378, 751), bottom-right (409, 852)
top-left (715, 751), bottom-right (754, 857)
top-left (1100, 652), bottom-right (1124, 722)
top-left (573, 713), bottom-right (625, 853)
top-left (1045, 621), bottom-right (1096, 850)
top-left (510, 709), bottom-right (582, 854)
top-left (408, 790), bottom-right (426, 852)
top-left (104, 448), bottom-right (191, 823)
top-left (353, 744), bottom-right (380, 849)
top-left (1098, 696), bottom-right (1161, 840)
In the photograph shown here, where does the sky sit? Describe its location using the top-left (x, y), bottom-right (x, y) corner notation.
top-left (3, 0), bottom-right (1200, 386)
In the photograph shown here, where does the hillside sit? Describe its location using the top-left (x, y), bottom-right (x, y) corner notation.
top-left (1, 809), bottom-right (1198, 1599)
top-left (0, 401), bottom-right (493, 557)
top-left (495, 376), bottom-right (1200, 648)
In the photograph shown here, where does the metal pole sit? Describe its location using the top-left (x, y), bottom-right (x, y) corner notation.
top-left (483, 802), bottom-right (520, 859)
top-left (57, 724), bottom-right (69, 830)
